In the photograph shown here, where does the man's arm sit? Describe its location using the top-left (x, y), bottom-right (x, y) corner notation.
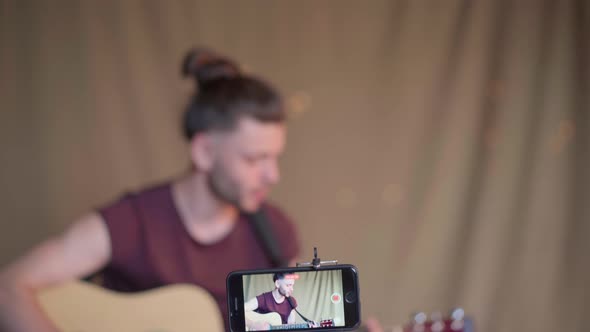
top-left (244, 297), bottom-right (272, 330)
top-left (287, 309), bottom-right (296, 324)
top-left (0, 212), bottom-right (112, 332)
top-left (244, 297), bottom-right (259, 312)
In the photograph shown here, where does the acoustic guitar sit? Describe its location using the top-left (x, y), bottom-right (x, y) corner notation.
top-left (245, 311), bottom-right (334, 330)
top-left (39, 281), bottom-right (473, 332)
top-left (38, 280), bottom-right (224, 332)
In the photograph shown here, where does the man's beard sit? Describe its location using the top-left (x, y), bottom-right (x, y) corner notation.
top-left (206, 165), bottom-right (242, 210)
top-left (278, 287), bottom-right (289, 297)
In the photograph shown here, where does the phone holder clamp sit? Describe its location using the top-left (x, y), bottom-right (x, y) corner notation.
top-left (296, 247), bottom-right (338, 269)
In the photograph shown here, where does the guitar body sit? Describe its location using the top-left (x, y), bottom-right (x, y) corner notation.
top-left (38, 281), bottom-right (224, 332)
top-left (245, 311), bottom-right (310, 330)
top-left (245, 311), bottom-right (282, 330)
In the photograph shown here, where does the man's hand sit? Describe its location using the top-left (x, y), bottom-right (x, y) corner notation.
top-left (307, 320), bottom-right (320, 328)
top-left (247, 320), bottom-right (271, 330)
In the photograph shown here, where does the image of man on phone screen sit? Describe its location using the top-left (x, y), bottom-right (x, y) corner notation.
top-left (244, 273), bottom-right (311, 330)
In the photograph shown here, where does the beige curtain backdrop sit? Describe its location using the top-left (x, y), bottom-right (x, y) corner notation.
top-left (1, 1), bottom-right (588, 331)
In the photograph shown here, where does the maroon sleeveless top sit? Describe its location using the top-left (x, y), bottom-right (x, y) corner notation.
top-left (97, 183), bottom-right (299, 331)
top-left (256, 291), bottom-right (298, 324)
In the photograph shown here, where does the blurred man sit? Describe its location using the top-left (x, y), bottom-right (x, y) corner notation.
top-left (0, 48), bottom-right (298, 332)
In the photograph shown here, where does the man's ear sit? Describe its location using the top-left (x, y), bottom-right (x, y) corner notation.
top-left (189, 133), bottom-right (215, 171)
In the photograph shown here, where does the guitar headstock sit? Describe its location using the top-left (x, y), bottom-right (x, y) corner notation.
top-left (402, 308), bottom-right (473, 332)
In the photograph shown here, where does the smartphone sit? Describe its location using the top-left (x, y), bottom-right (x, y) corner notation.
top-left (226, 264), bottom-right (361, 331)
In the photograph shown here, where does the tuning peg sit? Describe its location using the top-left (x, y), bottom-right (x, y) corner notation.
top-left (412, 312), bottom-right (427, 325)
top-left (450, 308), bottom-right (465, 331)
top-left (409, 312), bottom-right (427, 332)
top-left (450, 308), bottom-right (464, 321)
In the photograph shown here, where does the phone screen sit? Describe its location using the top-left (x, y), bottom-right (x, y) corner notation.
top-left (227, 265), bottom-right (360, 332)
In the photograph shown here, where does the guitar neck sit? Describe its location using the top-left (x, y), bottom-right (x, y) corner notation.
top-left (270, 323), bottom-right (309, 330)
